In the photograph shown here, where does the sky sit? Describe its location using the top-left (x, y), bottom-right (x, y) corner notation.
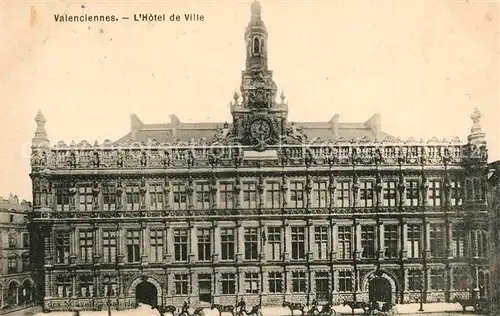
top-left (1, 0), bottom-right (499, 201)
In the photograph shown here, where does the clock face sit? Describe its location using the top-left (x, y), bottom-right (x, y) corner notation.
top-left (250, 119), bottom-right (272, 142)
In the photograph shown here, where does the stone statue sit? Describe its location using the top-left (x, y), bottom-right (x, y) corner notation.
top-left (287, 122), bottom-right (307, 143)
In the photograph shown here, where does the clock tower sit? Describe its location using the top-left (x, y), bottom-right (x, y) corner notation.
top-left (230, 0), bottom-right (289, 150)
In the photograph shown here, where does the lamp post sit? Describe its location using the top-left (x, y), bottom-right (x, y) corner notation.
top-left (418, 279), bottom-right (424, 312)
top-left (107, 284), bottom-right (113, 316)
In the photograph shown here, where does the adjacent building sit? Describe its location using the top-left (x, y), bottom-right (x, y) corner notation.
top-left (29, 0), bottom-right (491, 312)
top-left (487, 161), bottom-right (500, 316)
top-left (0, 194), bottom-right (35, 314)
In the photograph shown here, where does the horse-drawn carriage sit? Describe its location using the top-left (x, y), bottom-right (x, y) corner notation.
top-left (282, 300), bottom-right (337, 316)
top-left (343, 300), bottom-right (396, 316)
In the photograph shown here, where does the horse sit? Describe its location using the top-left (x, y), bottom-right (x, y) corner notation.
top-left (451, 297), bottom-right (476, 312)
top-left (283, 301), bottom-right (306, 316)
top-left (211, 303), bottom-right (236, 316)
top-left (235, 299), bottom-right (262, 316)
top-left (306, 300), bottom-right (336, 316)
top-left (180, 301), bottom-right (205, 316)
top-left (152, 304), bottom-right (177, 316)
top-left (343, 300), bottom-right (370, 316)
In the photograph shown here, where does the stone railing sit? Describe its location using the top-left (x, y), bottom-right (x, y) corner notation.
top-left (30, 137), bottom-right (488, 171)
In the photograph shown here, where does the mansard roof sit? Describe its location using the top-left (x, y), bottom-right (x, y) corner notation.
top-left (115, 113), bottom-right (394, 144)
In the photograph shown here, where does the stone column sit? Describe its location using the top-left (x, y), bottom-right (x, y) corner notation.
top-left (331, 223), bottom-right (338, 260)
top-left (141, 223), bottom-right (149, 265)
top-left (118, 225), bottom-right (125, 265)
top-left (333, 270), bottom-right (339, 292)
top-left (165, 226), bottom-right (173, 263)
top-left (258, 224), bottom-right (264, 261)
top-left (378, 221), bottom-right (385, 260)
top-left (236, 224), bottom-right (244, 262)
top-left (308, 223), bottom-right (315, 261)
top-left (190, 224), bottom-right (197, 263)
top-left (425, 221), bottom-right (431, 258)
top-left (214, 224), bottom-right (221, 263)
top-left (285, 268), bottom-right (291, 294)
top-left (447, 222), bottom-right (453, 259)
top-left (355, 221), bottom-right (362, 260)
top-left (402, 222), bottom-right (408, 259)
top-left (284, 221), bottom-right (291, 262)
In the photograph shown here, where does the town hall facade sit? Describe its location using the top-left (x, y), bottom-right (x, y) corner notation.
top-left (29, 1), bottom-right (491, 311)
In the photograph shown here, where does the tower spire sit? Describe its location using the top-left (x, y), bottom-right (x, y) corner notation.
top-left (245, 0), bottom-right (268, 70)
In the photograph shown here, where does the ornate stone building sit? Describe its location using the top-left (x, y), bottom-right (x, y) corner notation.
top-left (0, 194), bottom-right (35, 314)
top-left (29, 0), bottom-right (491, 312)
top-left (487, 161), bottom-right (500, 316)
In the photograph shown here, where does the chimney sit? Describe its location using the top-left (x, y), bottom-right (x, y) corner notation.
top-left (329, 114), bottom-right (340, 139)
top-left (130, 114), bottom-right (144, 141)
top-left (365, 113), bottom-right (381, 140)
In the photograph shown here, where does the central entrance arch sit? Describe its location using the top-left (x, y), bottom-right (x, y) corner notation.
top-left (369, 277), bottom-right (392, 304)
top-left (135, 281), bottom-right (157, 307)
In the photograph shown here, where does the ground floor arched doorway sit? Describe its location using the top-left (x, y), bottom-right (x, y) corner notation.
top-left (135, 281), bottom-right (157, 307)
top-left (369, 277), bottom-right (392, 304)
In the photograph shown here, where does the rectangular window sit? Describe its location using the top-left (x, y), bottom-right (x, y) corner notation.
top-left (126, 185), bottom-right (140, 211)
top-left (55, 231), bottom-right (70, 264)
top-left (79, 275), bottom-right (94, 297)
top-left (407, 225), bottom-right (421, 258)
top-left (359, 181), bottom-right (374, 207)
top-left (428, 180), bottom-right (441, 207)
top-left (150, 230), bottom-right (164, 263)
top-left (315, 272), bottom-right (329, 301)
top-left (174, 274), bottom-right (189, 295)
top-left (174, 229), bottom-right (188, 262)
top-left (244, 228), bottom-right (258, 260)
top-left (56, 276), bottom-right (72, 298)
top-left (103, 276), bottom-right (118, 297)
top-left (79, 186), bottom-right (93, 211)
top-left (361, 226), bottom-right (376, 259)
top-left (312, 181), bottom-right (328, 208)
top-left (408, 270), bottom-right (423, 291)
top-left (244, 273), bottom-right (259, 294)
top-left (221, 273), bottom-right (236, 294)
top-left (406, 180), bottom-right (419, 206)
top-left (314, 227), bottom-right (328, 260)
top-left (336, 181), bottom-right (350, 207)
top-left (173, 183), bottom-right (188, 210)
top-left (337, 226), bottom-right (352, 260)
top-left (221, 228), bottom-right (235, 261)
top-left (79, 230), bottom-right (93, 263)
top-left (242, 183), bottom-right (258, 208)
top-left (292, 271), bottom-right (306, 293)
top-left (22, 233), bottom-right (30, 248)
top-left (56, 185), bottom-right (70, 211)
top-left (291, 227), bottom-right (305, 260)
top-left (290, 181), bottom-right (304, 208)
top-left (430, 224), bottom-right (446, 258)
top-left (268, 272), bottom-right (282, 293)
top-left (338, 271), bottom-right (353, 292)
top-left (453, 267), bottom-right (469, 290)
top-left (149, 184), bottom-right (164, 210)
top-left (450, 181), bottom-right (462, 206)
top-left (219, 182), bottom-right (234, 209)
top-left (384, 225), bottom-right (398, 259)
top-left (452, 228), bottom-right (465, 258)
top-left (267, 227), bottom-right (282, 261)
top-left (197, 228), bottom-right (212, 262)
top-left (196, 182), bottom-right (211, 210)
top-left (102, 184), bottom-right (117, 211)
top-left (126, 230), bottom-right (140, 262)
top-left (430, 269), bottom-right (445, 290)
top-left (383, 181), bottom-right (397, 207)
top-left (266, 182), bottom-right (281, 208)
top-left (102, 230), bottom-right (117, 263)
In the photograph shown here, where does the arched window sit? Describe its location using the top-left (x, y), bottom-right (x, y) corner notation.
top-left (8, 232), bottom-right (17, 248)
top-left (260, 38), bottom-right (265, 53)
top-left (7, 282), bottom-right (19, 306)
top-left (253, 37), bottom-right (260, 55)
